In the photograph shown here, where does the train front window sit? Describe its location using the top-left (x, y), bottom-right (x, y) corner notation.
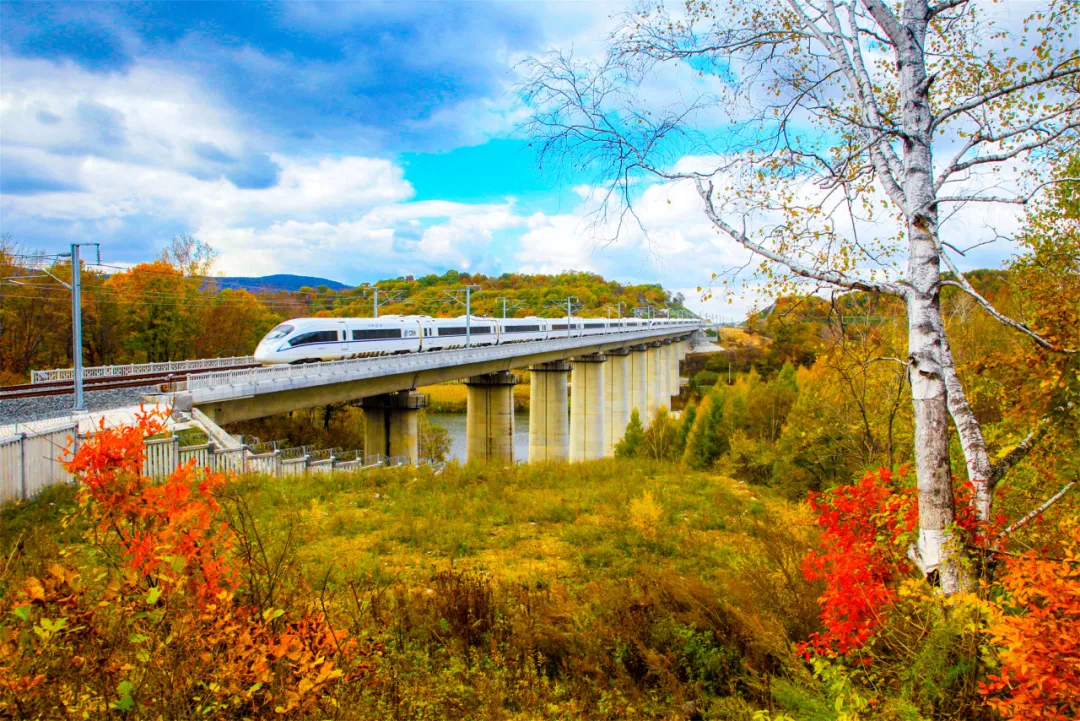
top-left (262, 324), bottom-right (294, 342)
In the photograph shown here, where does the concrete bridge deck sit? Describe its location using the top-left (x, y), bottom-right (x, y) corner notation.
top-left (177, 326), bottom-right (699, 425)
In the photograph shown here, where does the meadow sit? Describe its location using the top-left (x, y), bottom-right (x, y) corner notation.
top-left (2, 459), bottom-right (825, 720)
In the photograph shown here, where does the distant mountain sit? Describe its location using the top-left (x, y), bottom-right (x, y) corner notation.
top-left (208, 274), bottom-right (352, 293)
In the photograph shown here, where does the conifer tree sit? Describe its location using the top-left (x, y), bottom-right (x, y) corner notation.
top-left (615, 408), bottom-right (646, 458)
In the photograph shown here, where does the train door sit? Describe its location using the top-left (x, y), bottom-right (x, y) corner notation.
top-left (337, 320), bottom-right (350, 355)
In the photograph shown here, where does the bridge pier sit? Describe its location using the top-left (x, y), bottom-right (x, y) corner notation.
top-left (362, 391), bottom-right (427, 465)
top-left (629, 345), bottom-right (649, 423)
top-left (665, 340), bottom-right (679, 407)
top-left (646, 342), bottom-right (665, 420)
top-left (465, 372), bottom-right (519, 463)
top-left (603, 348), bottom-right (631, 455)
top-left (528, 361), bottom-right (570, 462)
top-left (570, 354), bottom-right (606, 461)
top-left (665, 341), bottom-right (682, 403)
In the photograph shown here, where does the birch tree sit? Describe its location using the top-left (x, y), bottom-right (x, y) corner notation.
top-left (520, 0), bottom-right (1080, 592)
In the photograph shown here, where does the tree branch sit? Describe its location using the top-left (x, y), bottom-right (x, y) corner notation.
top-left (1000, 479), bottom-right (1077, 539)
top-left (933, 62), bottom-right (1080, 129)
top-left (938, 253), bottom-right (1077, 354)
top-left (696, 177), bottom-right (907, 296)
top-left (988, 408), bottom-right (1070, 487)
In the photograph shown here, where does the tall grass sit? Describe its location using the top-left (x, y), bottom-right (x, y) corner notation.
top-left (3, 460), bottom-right (823, 719)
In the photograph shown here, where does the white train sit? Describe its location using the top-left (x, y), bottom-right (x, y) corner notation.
top-left (253, 314), bottom-right (699, 365)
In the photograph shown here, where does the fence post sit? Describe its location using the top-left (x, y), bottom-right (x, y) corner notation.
top-left (207, 441), bottom-right (216, 472)
top-left (20, 434), bottom-right (27, 501)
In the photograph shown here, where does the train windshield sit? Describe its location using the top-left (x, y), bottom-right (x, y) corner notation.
top-left (262, 324), bottom-right (294, 342)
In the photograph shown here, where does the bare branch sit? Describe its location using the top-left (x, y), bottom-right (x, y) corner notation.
top-left (696, 177), bottom-right (907, 296)
top-left (938, 254), bottom-right (1077, 354)
top-left (933, 61), bottom-right (1080, 130)
top-left (988, 407), bottom-right (1072, 487)
top-left (1000, 480), bottom-right (1077, 539)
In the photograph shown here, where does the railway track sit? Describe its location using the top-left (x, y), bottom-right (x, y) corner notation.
top-left (0, 365), bottom-right (262, 400)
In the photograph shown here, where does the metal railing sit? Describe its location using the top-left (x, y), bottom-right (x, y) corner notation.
top-left (31, 356), bottom-right (256, 383)
top-left (184, 327), bottom-right (698, 395)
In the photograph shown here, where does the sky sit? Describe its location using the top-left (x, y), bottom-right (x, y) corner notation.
top-left (0, 1), bottom-right (1030, 319)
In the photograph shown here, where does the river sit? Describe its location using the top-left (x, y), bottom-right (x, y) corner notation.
top-left (426, 411), bottom-right (531, 463)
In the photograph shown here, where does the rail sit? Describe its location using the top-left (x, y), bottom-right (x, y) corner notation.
top-left (184, 326), bottom-right (698, 394)
top-left (31, 356), bottom-right (256, 383)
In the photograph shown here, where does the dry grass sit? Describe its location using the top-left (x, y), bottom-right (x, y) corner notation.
top-left (4, 459), bottom-right (824, 719)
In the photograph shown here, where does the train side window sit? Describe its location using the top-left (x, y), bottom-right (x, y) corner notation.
top-left (288, 330), bottom-right (338, 347)
top-left (353, 328), bottom-right (403, 340)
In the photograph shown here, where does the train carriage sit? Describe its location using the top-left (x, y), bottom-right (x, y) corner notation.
top-left (254, 317), bottom-right (421, 364)
top-left (421, 315), bottom-right (499, 351)
top-left (254, 311), bottom-right (702, 365)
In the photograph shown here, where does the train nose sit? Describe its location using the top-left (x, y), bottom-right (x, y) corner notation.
top-left (254, 345), bottom-right (272, 364)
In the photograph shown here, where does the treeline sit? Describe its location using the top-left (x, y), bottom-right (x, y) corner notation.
top-left (0, 234), bottom-right (686, 385)
top-left (292, 268), bottom-right (682, 320)
top-left (622, 261), bottom-right (1078, 529)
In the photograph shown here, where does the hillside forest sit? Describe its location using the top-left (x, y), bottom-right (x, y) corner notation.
top-left (0, 233), bottom-right (685, 386)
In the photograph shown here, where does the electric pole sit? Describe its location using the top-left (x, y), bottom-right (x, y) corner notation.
top-left (373, 287), bottom-right (406, 318)
top-left (440, 286), bottom-right (481, 348)
top-left (62, 243), bottom-right (99, 412)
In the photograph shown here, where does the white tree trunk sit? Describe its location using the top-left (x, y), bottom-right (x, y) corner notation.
top-left (895, 0), bottom-right (965, 593)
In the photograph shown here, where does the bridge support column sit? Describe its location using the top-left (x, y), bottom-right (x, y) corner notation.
top-left (570, 354), bottom-right (606, 461)
top-left (603, 348), bottom-right (631, 455)
top-left (465, 372), bottom-right (519, 464)
top-left (666, 340), bottom-right (680, 405)
top-left (362, 391), bottom-right (427, 465)
top-left (629, 345), bottom-right (648, 422)
top-left (646, 342), bottom-right (665, 420)
top-left (528, 361), bottom-right (570, 462)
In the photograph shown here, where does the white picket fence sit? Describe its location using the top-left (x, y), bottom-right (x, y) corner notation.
top-left (1, 430), bottom-right (440, 503)
top-left (0, 423), bottom-right (79, 502)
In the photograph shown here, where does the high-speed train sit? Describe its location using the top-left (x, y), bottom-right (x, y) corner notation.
top-left (254, 314), bottom-right (700, 365)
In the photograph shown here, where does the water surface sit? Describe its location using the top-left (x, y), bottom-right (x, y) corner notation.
top-left (426, 411), bottom-right (530, 463)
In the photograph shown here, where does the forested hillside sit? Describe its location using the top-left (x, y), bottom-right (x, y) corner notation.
top-left (0, 234), bottom-right (686, 385)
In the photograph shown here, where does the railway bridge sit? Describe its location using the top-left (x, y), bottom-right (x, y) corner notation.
top-left (170, 326), bottom-right (702, 465)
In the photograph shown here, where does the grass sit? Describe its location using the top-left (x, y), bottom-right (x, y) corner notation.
top-left (3, 459), bottom-right (824, 719)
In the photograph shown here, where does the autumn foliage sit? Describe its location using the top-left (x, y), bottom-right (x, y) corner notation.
top-left (798, 467), bottom-right (918, 658)
top-left (980, 518), bottom-right (1080, 721)
top-left (0, 408), bottom-right (369, 718)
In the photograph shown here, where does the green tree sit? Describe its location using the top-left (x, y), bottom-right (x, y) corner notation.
top-left (615, 408), bottom-right (645, 458)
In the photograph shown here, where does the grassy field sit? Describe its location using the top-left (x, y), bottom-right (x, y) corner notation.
top-left (2, 459), bottom-right (828, 720)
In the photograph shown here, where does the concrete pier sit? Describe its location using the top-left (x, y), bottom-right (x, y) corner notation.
top-left (465, 372), bottom-right (519, 463)
top-left (362, 390), bottom-right (426, 464)
top-left (603, 348), bottom-right (631, 455)
top-left (528, 361), bottom-right (570, 462)
top-left (629, 344), bottom-right (648, 422)
top-left (666, 340), bottom-right (679, 406)
top-left (570, 354), bottom-right (606, 461)
top-left (646, 342), bottom-right (664, 420)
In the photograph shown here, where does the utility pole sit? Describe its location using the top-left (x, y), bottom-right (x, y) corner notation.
top-left (440, 286), bottom-right (481, 348)
top-left (373, 287), bottom-right (406, 318)
top-left (58, 243), bottom-right (99, 412)
top-left (71, 244), bottom-right (84, 411)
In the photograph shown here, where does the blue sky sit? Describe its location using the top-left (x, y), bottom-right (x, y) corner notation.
top-left (0, 1), bottom-right (1026, 319)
